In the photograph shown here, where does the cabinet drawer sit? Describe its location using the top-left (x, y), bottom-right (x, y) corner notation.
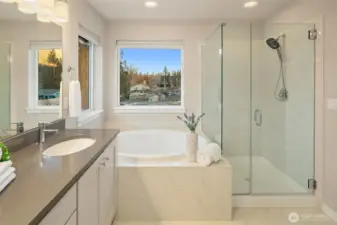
top-left (39, 185), bottom-right (77, 225)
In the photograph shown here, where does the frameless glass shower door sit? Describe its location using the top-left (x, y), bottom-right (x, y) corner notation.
top-left (202, 22), bottom-right (315, 195)
top-left (251, 23), bottom-right (316, 194)
top-left (0, 42), bottom-right (11, 130)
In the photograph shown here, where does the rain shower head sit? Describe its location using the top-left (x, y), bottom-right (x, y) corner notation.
top-left (266, 38), bottom-right (280, 50)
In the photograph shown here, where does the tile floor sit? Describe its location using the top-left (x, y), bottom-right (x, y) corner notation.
top-left (114, 207), bottom-right (337, 225)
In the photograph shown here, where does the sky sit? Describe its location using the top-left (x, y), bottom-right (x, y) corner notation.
top-left (121, 48), bottom-right (182, 74)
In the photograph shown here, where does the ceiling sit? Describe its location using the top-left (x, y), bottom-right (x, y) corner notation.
top-left (0, 3), bottom-right (36, 21)
top-left (88, 0), bottom-right (294, 21)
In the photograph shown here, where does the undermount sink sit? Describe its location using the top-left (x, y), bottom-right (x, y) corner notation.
top-left (43, 138), bottom-right (96, 157)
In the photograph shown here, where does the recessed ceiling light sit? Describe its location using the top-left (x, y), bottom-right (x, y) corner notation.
top-left (244, 1), bottom-right (258, 8)
top-left (144, 1), bottom-right (158, 8)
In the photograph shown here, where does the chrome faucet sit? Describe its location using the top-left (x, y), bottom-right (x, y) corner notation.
top-left (38, 122), bottom-right (59, 144)
top-left (11, 122), bottom-right (24, 134)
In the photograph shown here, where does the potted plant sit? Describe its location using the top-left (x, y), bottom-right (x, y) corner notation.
top-left (177, 112), bottom-right (205, 162)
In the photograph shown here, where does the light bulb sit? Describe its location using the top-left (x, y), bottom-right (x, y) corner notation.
top-left (53, 0), bottom-right (68, 22)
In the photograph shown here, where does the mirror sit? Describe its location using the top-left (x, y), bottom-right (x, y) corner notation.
top-left (0, 2), bottom-right (63, 139)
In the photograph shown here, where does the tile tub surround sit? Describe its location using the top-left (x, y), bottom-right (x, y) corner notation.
top-left (2, 119), bottom-right (66, 153)
top-left (117, 159), bottom-right (232, 221)
top-left (0, 129), bottom-right (119, 225)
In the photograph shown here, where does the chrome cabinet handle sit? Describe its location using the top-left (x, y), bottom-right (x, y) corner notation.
top-left (254, 109), bottom-right (263, 126)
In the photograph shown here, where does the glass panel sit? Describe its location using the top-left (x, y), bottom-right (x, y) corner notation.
top-left (119, 48), bottom-right (182, 106)
top-left (201, 26), bottom-right (222, 147)
top-left (222, 23), bottom-right (252, 194)
top-left (38, 49), bottom-right (62, 106)
top-left (251, 23), bottom-right (315, 194)
top-left (0, 43), bottom-right (11, 130)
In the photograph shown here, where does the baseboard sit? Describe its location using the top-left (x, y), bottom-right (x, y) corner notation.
top-left (322, 203), bottom-right (337, 222)
top-left (233, 195), bottom-right (318, 207)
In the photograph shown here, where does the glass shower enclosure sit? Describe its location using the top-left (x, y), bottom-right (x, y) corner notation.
top-left (0, 42), bottom-right (11, 131)
top-left (201, 22), bottom-right (315, 195)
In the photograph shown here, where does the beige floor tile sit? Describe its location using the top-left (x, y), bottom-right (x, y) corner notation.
top-left (114, 207), bottom-right (337, 225)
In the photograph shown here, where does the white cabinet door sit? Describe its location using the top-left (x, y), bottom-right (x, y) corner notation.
top-left (99, 141), bottom-right (116, 225)
top-left (78, 157), bottom-right (100, 225)
top-left (39, 185), bottom-right (76, 225)
top-left (65, 212), bottom-right (77, 225)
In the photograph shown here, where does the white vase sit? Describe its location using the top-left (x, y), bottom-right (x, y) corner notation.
top-left (186, 132), bottom-right (198, 162)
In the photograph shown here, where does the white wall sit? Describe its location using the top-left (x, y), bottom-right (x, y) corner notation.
top-left (0, 21), bottom-right (62, 129)
top-left (61, 0), bottom-right (105, 122)
top-left (104, 21), bottom-right (217, 131)
top-left (270, 0), bottom-right (337, 213)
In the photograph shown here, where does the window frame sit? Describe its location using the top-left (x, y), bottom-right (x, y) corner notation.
top-left (27, 41), bottom-right (62, 114)
top-left (115, 41), bottom-right (185, 114)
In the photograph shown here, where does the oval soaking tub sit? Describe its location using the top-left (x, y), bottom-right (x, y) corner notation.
top-left (117, 129), bottom-right (207, 164)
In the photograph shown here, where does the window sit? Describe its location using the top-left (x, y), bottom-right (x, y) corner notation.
top-left (29, 42), bottom-right (62, 111)
top-left (78, 36), bottom-right (94, 110)
top-left (117, 42), bottom-right (183, 109)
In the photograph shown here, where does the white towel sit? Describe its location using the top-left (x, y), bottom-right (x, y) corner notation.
top-left (0, 173), bottom-right (16, 193)
top-left (0, 161), bottom-right (13, 176)
top-left (69, 80), bottom-right (82, 117)
top-left (197, 143), bottom-right (222, 166)
top-left (0, 167), bottom-right (15, 184)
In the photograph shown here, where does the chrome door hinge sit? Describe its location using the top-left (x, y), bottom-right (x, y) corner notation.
top-left (308, 29), bottom-right (318, 40)
top-left (308, 179), bottom-right (317, 190)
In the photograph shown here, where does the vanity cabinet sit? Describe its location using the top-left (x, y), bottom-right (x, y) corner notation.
top-left (99, 142), bottom-right (117, 225)
top-left (78, 140), bottom-right (117, 225)
top-left (39, 140), bottom-right (117, 225)
top-left (39, 185), bottom-right (77, 225)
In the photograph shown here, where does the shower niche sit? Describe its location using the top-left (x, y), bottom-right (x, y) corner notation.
top-left (201, 22), bottom-right (316, 195)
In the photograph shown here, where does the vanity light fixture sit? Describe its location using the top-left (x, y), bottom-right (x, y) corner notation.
top-left (0, 0), bottom-right (16, 3)
top-left (2, 0), bottom-right (69, 23)
top-left (18, 0), bottom-right (37, 14)
top-left (37, 12), bottom-right (52, 22)
top-left (144, 0), bottom-right (158, 8)
top-left (53, 0), bottom-right (69, 22)
top-left (37, 0), bottom-right (54, 16)
top-left (244, 1), bottom-right (258, 8)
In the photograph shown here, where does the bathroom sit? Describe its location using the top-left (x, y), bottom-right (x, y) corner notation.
top-left (0, 0), bottom-right (337, 224)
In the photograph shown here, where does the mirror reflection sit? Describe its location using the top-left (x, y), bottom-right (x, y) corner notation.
top-left (0, 2), bottom-right (63, 139)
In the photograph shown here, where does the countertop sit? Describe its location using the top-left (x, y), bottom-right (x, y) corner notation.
top-left (0, 129), bottom-right (119, 225)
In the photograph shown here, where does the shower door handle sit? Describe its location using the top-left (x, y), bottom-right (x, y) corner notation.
top-left (254, 109), bottom-right (263, 126)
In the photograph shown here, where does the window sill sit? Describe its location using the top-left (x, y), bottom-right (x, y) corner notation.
top-left (26, 107), bottom-right (60, 114)
top-left (77, 110), bottom-right (104, 127)
top-left (114, 106), bottom-right (186, 114)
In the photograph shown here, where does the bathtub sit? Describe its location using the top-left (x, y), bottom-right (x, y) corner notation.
top-left (117, 129), bottom-right (207, 164)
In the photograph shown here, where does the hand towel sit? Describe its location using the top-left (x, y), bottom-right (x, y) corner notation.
top-left (0, 173), bottom-right (16, 193)
top-left (69, 80), bottom-right (82, 117)
top-left (197, 143), bottom-right (222, 166)
top-left (0, 161), bottom-right (12, 176)
top-left (0, 167), bottom-right (15, 184)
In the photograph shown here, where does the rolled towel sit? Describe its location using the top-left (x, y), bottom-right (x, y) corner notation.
top-left (197, 155), bottom-right (214, 166)
top-left (0, 161), bottom-right (13, 176)
top-left (0, 173), bottom-right (16, 193)
top-left (0, 167), bottom-right (15, 185)
top-left (197, 143), bottom-right (222, 166)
